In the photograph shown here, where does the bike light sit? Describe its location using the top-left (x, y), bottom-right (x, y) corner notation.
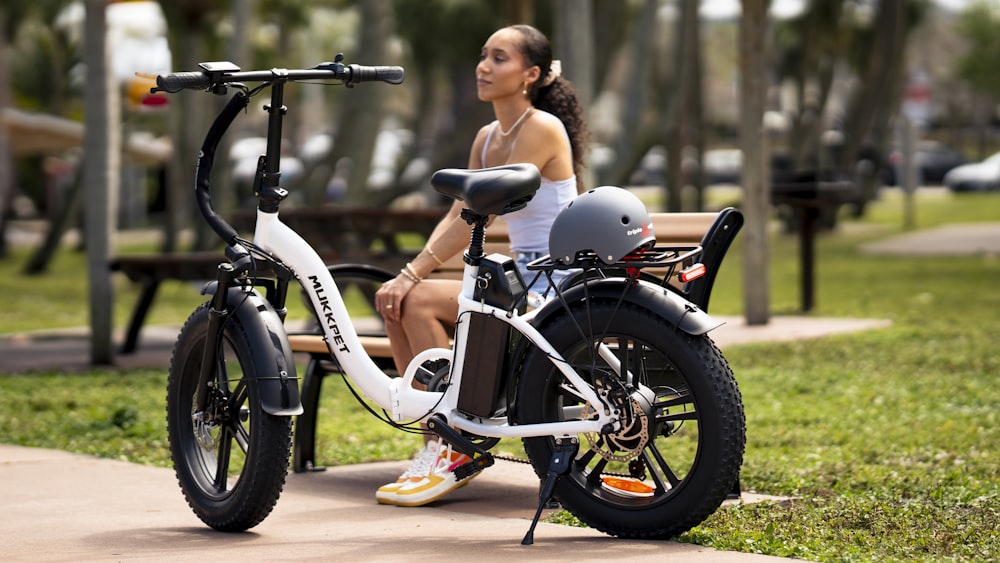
top-left (678, 263), bottom-right (706, 283)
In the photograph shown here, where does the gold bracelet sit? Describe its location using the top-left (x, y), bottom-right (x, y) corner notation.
top-left (426, 246), bottom-right (445, 266)
top-left (400, 267), bottom-right (420, 284)
top-left (403, 262), bottom-right (423, 283)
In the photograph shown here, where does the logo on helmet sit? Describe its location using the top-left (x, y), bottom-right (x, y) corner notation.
top-left (626, 222), bottom-right (653, 237)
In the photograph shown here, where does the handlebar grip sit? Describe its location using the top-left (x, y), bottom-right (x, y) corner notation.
top-left (154, 72), bottom-right (212, 93)
top-left (346, 64), bottom-right (405, 86)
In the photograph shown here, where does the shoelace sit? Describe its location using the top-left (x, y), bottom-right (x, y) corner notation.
top-left (400, 442), bottom-right (439, 479)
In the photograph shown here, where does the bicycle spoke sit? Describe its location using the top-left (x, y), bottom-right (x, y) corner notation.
top-left (214, 427), bottom-right (233, 490)
top-left (659, 410), bottom-right (699, 423)
top-left (644, 440), bottom-right (681, 489)
top-left (639, 450), bottom-right (669, 494)
top-left (233, 419), bottom-right (250, 454)
top-left (586, 456), bottom-right (610, 487)
top-left (231, 379), bottom-right (248, 411)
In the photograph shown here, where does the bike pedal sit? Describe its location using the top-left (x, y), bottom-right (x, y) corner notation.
top-left (453, 452), bottom-right (494, 480)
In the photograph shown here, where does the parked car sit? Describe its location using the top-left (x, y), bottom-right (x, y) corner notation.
top-left (704, 148), bottom-right (742, 185)
top-left (883, 141), bottom-right (966, 186)
top-left (943, 151), bottom-right (1000, 192)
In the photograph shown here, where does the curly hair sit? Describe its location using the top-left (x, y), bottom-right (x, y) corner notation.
top-left (506, 24), bottom-right (590, 184)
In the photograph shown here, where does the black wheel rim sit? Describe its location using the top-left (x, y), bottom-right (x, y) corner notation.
top-left (546, 334), bottom-right (702, 508)
top-left (184, 336), bottom-right (252, 500)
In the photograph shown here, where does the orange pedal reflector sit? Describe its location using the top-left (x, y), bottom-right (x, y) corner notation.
top-left (679, 263), bottom-right (706, 283)
top-left (601, 476), bottom-right (655, 497)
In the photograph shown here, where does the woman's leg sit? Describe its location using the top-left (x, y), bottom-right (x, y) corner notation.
top-left (383, 279), bottom-right (461, 378)
top-left (376, 279), bottom-right (465, 504)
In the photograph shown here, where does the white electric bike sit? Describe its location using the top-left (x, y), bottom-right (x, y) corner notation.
top-left (156, 56), bottom-right (745, 544)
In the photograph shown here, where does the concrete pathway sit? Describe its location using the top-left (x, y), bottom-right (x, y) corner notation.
top-left (1, 444), bottom-right (796, 562)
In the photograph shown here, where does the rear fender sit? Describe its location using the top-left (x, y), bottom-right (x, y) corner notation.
top-left (532, 277), bottom-right (723, 335)
top-left (504, 278), bottom-right (722, 418)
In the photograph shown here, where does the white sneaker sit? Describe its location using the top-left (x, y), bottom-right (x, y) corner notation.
top-left (391, 441), bottom-right (478, 507)
top-left (375, 440), bottom-right (439, 505)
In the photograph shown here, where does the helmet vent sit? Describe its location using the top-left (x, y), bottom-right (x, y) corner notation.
top-left (620, 215), bottom-right (630, 225)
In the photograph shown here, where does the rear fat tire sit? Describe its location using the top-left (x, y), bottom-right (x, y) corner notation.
top-left (166, 302), bottom-right (293, 531)
top-left (516, 300), bottom-right (745, 539)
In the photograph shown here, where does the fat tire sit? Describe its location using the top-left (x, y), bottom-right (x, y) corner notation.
top-left (166, 302), bottom-right (292, 531)
top-left (516, 299), bottom-right (745, 539)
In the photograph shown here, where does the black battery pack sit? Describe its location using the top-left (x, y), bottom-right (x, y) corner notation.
top-left (473, 253), bottom-right (526, 310)
top-left (457, 312), bottom-right (510, 418)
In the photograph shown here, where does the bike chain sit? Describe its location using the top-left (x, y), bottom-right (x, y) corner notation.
top-left (491, 452), bottom-right (639, 481)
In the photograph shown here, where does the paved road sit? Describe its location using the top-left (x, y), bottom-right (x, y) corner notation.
top-left (0, 444), bottom-right (797, 562)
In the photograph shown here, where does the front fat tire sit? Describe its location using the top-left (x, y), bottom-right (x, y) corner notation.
top-left (166, 302), bottom-right (293, 532)
top-left (516, 300), bottom-right (745, 539)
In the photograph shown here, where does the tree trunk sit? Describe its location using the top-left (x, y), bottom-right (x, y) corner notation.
top-left (22, 166), bottom-right (83, 274)
top-left (604, 0), bottom-right (658, 187)
top-left (838, 0), bottom-right (911, 204)
top-left (664, 0), bottom-right (701, 212)
top-left (0, 9), bottom-right (12, 258)
top-left (331, 0), bottom-right (391, 207)
top-left (740, 0), bottom-right (770, 326)
top-left (159, 2), bottom-right (212, 251)
top-left (554, 0), bottom-right (594, 191)
top-left (83, 0), bottom-right (119, 365)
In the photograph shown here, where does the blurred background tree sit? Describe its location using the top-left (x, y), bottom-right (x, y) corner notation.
top-left (2, 0), bottom-right (998, 335)
top-left (954, 0), bottom-right (1000, 158)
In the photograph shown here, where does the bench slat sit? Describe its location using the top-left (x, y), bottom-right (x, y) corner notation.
top-left (288, 333), bottom-right (395, 359)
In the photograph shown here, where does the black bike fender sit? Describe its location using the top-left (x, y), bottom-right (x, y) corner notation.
top-left (203, 284), bottom-right (303, 416)
top-left (533, 278), bottom-right (724, 336)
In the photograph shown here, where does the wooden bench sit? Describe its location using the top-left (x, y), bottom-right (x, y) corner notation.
top-left (288, 207), bottom-right (744, 473)
top-left (110, 208), bottom-right (445, 353)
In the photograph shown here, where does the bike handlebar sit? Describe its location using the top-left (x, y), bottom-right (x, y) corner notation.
top-left (154, 72), bottom-right (212, 93)
top-left (153, 57), bottom-right (404, 251)
top-left (153, 62), bottom-right (404, 93)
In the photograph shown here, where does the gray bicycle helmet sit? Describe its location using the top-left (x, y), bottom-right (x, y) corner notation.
top-left (549, 186), bottom-right (656, 265)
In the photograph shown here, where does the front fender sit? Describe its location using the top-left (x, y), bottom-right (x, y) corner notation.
top-left (202, 283), bottom-right (302, 416)
top-left (532, 277), bottom-right (723, 336)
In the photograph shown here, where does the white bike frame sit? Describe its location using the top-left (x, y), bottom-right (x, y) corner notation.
top-left (252, 209), bottom-right (620, 440)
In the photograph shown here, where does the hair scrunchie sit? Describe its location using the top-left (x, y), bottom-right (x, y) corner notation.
top-left (542, 60), bottom-right (561, 87)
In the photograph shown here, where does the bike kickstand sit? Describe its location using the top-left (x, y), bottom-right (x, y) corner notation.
top-left (522, 437), bottom-right (578, 546)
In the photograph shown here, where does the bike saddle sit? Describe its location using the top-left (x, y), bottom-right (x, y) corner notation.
top-left (431, 164), bottom-right (540, 216)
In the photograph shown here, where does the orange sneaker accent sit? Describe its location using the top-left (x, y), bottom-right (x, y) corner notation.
top-left (392, 442), bottom-right (479, 506)
top-left (375, 441), bottom-right (439, 505)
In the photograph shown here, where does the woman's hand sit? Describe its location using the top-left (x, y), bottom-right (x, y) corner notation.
top-left (375, 274), bottom-right (417, 322)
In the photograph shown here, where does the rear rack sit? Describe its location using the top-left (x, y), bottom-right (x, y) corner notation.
top-left (526, 244), bottom-right (704, 281)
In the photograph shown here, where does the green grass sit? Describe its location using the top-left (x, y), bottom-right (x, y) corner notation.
top-left (2, 189), bottom-right (999, 561)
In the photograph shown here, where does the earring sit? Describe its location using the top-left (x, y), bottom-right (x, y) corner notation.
top-left (523, 82), bottom-right (529, 96)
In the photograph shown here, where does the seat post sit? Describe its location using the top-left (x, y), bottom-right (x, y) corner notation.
top-left (460, 209), bottom-right (489, 265)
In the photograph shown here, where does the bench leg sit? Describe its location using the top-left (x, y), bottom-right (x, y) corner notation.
top-left (120, 279), bottom-right (160, 354)
top-left (293, 355), bottom-right (330, 472)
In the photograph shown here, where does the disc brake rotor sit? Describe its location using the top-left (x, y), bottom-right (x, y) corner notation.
top-left (192, 411), bottom-right (219, 450)
top-left (581, 397), bottom-right (649, 462)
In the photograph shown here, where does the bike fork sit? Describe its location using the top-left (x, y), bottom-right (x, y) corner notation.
top-left (194, 262), bottom-right (238, 413)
